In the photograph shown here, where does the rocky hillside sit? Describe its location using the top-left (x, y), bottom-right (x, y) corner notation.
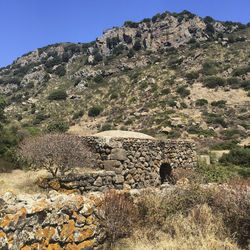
top-left (0, 10), bottom-right (249, 152)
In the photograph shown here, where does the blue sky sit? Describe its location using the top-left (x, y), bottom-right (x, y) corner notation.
top-left (0, 0), bottom-right (249, 68)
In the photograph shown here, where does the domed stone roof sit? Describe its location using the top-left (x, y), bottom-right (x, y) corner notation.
top-left (93, 130), bottom-right (155, 139)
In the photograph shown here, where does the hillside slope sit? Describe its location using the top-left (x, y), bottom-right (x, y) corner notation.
top-left (0, 10), bottom-right (249, 152)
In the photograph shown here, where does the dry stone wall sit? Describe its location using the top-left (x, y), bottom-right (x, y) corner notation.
top-left (41, 137), bottom-right (197, 193)
top-left (0, 191), bottom-right (105, 250)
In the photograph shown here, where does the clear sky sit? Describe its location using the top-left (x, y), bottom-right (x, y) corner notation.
top-left (0, 0), bottom-right (249, 68)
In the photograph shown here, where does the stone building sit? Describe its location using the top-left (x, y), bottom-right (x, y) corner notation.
top-left (45, 131), bottom-right (197, 193)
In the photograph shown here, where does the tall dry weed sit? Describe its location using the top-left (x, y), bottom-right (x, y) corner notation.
top-left (112, 204), bottom-right (239, 250)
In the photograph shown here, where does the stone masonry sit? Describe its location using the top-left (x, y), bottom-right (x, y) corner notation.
top-left (41, 136), bottom-right (197, 193)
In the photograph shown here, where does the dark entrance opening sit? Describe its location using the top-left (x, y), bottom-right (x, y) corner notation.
top-left (160, 163), bottom-right (172, 184)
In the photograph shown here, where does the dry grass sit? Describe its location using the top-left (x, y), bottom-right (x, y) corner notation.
top-left (112, 204), bottom-right (240, 250)
top-left (0, 169), bottom-right (49, 195)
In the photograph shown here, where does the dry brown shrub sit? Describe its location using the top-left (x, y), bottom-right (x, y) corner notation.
top-left (112, 204), bottom-right (239, 250)
top-left (211, 182), bottom-right (250, 248)
top-left (18, 133), bottom-right (93, 177)
top-left (97, 191), bottom-right (138, 244)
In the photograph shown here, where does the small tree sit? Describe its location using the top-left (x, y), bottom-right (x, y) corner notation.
top-left (19, 133), bottom-right (93, 177)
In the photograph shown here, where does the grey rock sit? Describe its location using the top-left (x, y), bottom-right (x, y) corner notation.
top-left (102, 160), bottom-right (121, 171)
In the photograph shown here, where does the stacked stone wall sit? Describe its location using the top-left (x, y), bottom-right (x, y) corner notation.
top-left (0, 191), bottom-right (104, 249)
top-left (41, 137), bottom-right (197, 193)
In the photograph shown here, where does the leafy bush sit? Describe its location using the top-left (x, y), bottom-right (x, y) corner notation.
top-left (240, 80), bottom-right (250, 91)
top-left (48, 89), bottom-right (67, 101)
top-left (47, 121), bottom-right (69, 132)
top-left (88, 106), bottom-right (103, 117)
top-left (152, 13), bottom-right (160, 23)
top-left (204, 16), bottom-right (214, 23)
top-left (93, 74), bottom-right (104, 83)
top-left (204, 76), bottom-right (226, 88)
top-left (176, 86), bottom-right (190, 97)
top-left (211, 100), bottom-right (226, 108)
top-left (232, 66), bottom-right (250, 76)
top-left (33, 112), bottom-right (49, 125)
top-left (72, 110), bottom-right (84, 120)
top-left (186, 71), bottom-right (199, 81)
top-left (202, 60), bottom-right (217, 75)
top-left (123, 34), bottom-right (132, 44)
top-left (161, 88), bottom-right (171, 95)
top-left (54, 65), bottom-right (66, 76)
top-left (168, 56), bottom-right (183, 69)
top-left (196, 161), bottom-right (236, 183)
top-left (205, 23), bottom-right (215, 34)
top-left (26, 82), bottom-right (34, 89)
top-left (99, 123), bottom-right (113, 132)
top-left (124, 21), bottom-right (139, 28)
top-left (110, 92), bottom-right (118, 100)
top-left (196, 99), bottom-right (208, 106)
top-left (219, 147), bottom-right (250, 167)
top-left (205, 113), bottom-right (227, 127)
top-left (113, 44), bottom-right (126, 56)
top-left (93, 53), bottom-right (103, 64)
top-left (127, 48), bottom-right (135, 58)
top-left (133, 40), bottom-right (142, 51)
top-left (226, 77), bottom-right (240, 88)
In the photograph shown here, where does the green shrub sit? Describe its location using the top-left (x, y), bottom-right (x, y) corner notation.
top-left (205, 23), bottom-right (215, 34)
top-left (152, 13), bottom-right (160, 23)
top-left (99, 123), bottom-right (113, 132)
top-left (205, 113), bottom-right (227, 127)
top-left (219, 147), bottom-right (250, 168)
top-left (210, 140), bottom-right (239, 150)
top-left (211, 100), bottom-right (226, 108)
top-left (124, 119), bottom-right (133, 125)
top-left (88, 106), bottom-right (103, 117)
top-left (133, 40), bottom-right (142, 51)
top-left (204, 16), bottom-right (214, 23)
top-left (197, 161), bottom-right (235, 183)
top-left (113, 44), bottom-right (126, 56)
top-left (26, 82), bottom-right (34, 88)
top-left (226, 77), bottom-right (240, 88)
top-left (176, 86), bottom-right (190, 97)
top-left (72, 110), bottom-right (84, 120)
top-left (127, 48), bottom-right (135, 58)
top-left (110, 92), bottom-right (118, 100)
top-left (167, 100), bottom-right (177, 107)
top-left (33, 112), bottom-right (49, 125)
top-left (93, 75), bottom-right (104, 83)
top-left (240, 80), bottom-right (250, 91)
top-left (54, 65), bottom-right (66, 76)
top-left (223, 129), bottom-right (243, 140)
top-left (204, 76), bottom-right (226, 88)
top-left (168, 57), bottom-right (183, 69)
top-left (47, 121), bottom-right (69, 132)
top-left (185, 71), bottom-right (199, 81)
top-left (48, 89), bottom-right (67, 101)
top-left (232, 66), bottom-right (250, 76)
top-left (202, 60), bottom-right (217, 75)
top-left (161, 88), bottom-right (171, 95)
top-left (124, 20), bottom-right (139, 28)
top-left (196, 99), bottom-right (208, 106)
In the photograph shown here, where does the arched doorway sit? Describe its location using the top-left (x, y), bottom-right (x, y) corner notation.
top-left (160, 163), bottom-right (172, 184)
